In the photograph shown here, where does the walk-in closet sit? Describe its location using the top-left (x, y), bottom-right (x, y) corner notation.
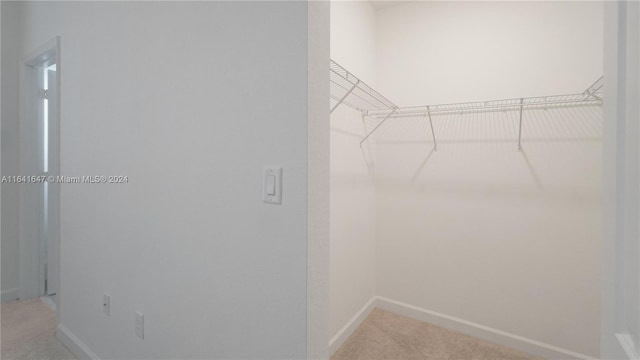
top-left (329, 2), bottom-right (603, 359)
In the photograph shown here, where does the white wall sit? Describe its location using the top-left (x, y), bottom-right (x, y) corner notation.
top-left (330, 1), bottom-right (377, 85)
top-left (1, 1), bottom-right (21, 303)
top-left (15, 2), bottom-right (316, 358)
top-left (373, 2), bottom-right (603, 358)
top-left (329, 0), bottom-right (379, 342)
top-left (376, 1), bottom-right (603, 106)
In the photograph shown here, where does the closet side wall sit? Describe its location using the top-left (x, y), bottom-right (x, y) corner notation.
top-left (329, 0), bottom-right (378, 341)
top-left (374, 2), bottom-right (603, 358)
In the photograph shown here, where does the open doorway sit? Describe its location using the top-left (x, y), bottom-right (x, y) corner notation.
top-left (41, 61), bottom-right (59, 307)
top-left (20, 37), bottom-right (60, 313)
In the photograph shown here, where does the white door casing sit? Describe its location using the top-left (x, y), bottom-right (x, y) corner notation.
top-left (602, 2), bottom-right (640, 360)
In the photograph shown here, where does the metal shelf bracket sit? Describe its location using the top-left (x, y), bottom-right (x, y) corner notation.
top-left (427, 105), bottom-right (437, 151)
top-left (360, 109), bottom-right (397, 146)
top-left (330, 80), bottom-right (360, 114)
top-left (517, 98), bottom-right (524, 151)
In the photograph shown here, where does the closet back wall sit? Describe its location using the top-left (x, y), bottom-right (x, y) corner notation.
top-left (373, 2), bottom-right (603, 358)
top-left (376, 1), bottom-right (603, 104)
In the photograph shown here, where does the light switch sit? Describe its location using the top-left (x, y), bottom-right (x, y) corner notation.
top-left (263, 167), bottom-right (282, 205)
top-left (266, 175), bottom-right (276, 196)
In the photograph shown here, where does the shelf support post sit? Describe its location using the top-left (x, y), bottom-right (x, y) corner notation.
top-left (427, 106), bottom-right (437, 151)
top-left (360, 109), bottom-right (397, 146)
top-left (330, 80), bottom-right (360, 114)
top-left (517, 98), bottom-right (524, 151)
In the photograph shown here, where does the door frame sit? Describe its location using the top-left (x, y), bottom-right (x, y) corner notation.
top-left (306, 1), bottom-right (330, 359)
top-left (602, 2), bottom-right (640, 359)
top-left (19, 36), bottom-right (61, 315)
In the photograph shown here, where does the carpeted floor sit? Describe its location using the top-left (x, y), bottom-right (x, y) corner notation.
top-left (1, 298), bottom-right (76, 360)
top-left (2, 299), bottom-right (538, 360)
top-left (331, 308), bottom-right (541, 360)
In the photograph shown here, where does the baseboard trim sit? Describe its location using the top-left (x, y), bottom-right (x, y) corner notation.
top-left (1, 288), bottom-right (20, 302)
top-left (57, 324), bottom-right (100, 360)
top-left (376, 297), bottom-right (597, 360)
top-left (329, 296), bottom-right (378, 356)
top-left (40, 296), bottom-right (56, 313)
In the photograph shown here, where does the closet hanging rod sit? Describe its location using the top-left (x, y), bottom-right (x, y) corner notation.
top-left (330, 59), bottom-right (397, 113)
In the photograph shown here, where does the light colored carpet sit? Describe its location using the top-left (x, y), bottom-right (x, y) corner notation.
top-left (2, 299), bottom-right (539, 360)
top-left (331, 308), bottom-right (542, 360)
top-left (1, 298), bottom-right (76, 360)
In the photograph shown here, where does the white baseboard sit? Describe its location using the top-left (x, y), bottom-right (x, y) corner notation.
top-left (57, 324), bottom-right (100, 360)
top-left (52, 295), bottom-right (596, 360)
top-left (1, 288), bottom-right (20, 302)
top-left (40, 295), bottom-right (56, 313)
top-left (377, 297), bottom-right (597, 360)
top-left (329, 296), bottom-right (378, 356)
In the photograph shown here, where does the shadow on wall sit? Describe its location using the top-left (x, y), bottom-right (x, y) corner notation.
top-left (368, 104), bottom-right (602, 201)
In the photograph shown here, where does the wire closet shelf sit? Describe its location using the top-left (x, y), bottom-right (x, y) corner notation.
top-left (329, 58), bottom-right (603, 151)
top-left (366, 76), bottom-right (603, 118)
top-left (330, 60), bottom-right (397, 113)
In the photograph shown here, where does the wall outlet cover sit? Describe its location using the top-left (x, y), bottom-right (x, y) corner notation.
top-left (135, 311), bottom-right (144, 339)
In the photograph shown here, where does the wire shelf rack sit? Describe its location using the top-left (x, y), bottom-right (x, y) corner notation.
top-left (361, 77), bottom-right (603, 150)
top-left (329, 59), bottom-right (603, 151)
top-left (365, 92), bottom-right (602, 119)
top-left (330, 60), bottom-right (397, 113)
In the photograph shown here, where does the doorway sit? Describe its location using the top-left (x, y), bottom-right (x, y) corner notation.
top-left (20, 37), bottom-right (60, 312)
top-left (41, 61), bottom-right (58, 304)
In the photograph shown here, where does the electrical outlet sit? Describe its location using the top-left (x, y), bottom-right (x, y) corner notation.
top-left (103, 294), bottom-right (110, 316)
top-left (135, 311), bottom-right (144, 339)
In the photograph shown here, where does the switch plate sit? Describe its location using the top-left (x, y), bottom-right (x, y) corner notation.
top-left (103, 294), bottom-right (110, 316)
top-left (135, 311), bottom-right (144, 339)
top-left (263, 167), bottom-right (282, 205)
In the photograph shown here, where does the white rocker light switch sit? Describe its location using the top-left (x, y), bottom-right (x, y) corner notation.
top-left (263, 167), bottom-right (282, 205)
